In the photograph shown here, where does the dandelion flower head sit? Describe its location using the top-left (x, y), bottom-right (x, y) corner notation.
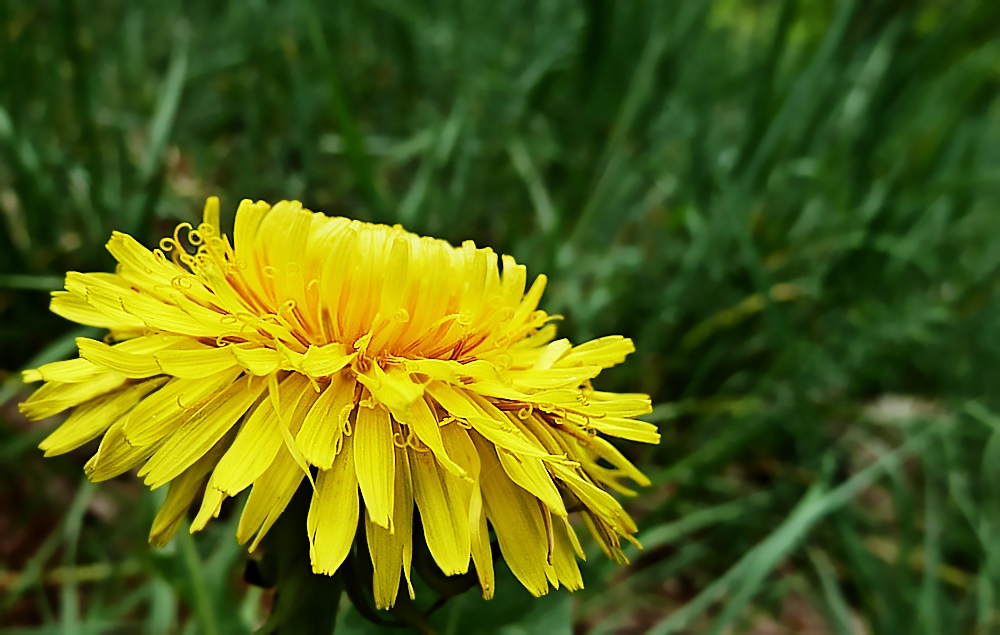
top-left (19, 198), bottom-right (659, 607)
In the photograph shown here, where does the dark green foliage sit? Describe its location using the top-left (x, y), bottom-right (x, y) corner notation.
top-left (3, 0), bottom-right (1000, 632)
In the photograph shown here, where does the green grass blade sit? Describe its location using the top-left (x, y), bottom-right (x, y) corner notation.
top-left (176, 527), bottom-right (219, 635)
top-left (649, 431), bottom-right (928, 635)
top-left (631, 492), bottom-right (771, 555)
top-left (809, 548), bottom-right (857, 635)
top-left (140, 25), bottom-right (189, 183)
top-left (507, 138), bottom-right (557, 235)
top-left (0, 526), bottom-right (64, 619)
top-left (299, 0), bottom-right (391, 224)
top-left (60, 480), bottom-right (95, 635)
top-left (148, 578), bottom-right (177, 635)
top-left (128, 20), bottom-right (189, 236)
top-left (919, 458), bottom-right (943, 634)
top-left (398, 99), bottom-right (465, 226)
top-left (0, 275), bottom-right (65, 291)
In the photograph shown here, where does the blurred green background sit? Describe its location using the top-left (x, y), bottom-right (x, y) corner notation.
top-left (3, 0), bottom-right (1000, 632)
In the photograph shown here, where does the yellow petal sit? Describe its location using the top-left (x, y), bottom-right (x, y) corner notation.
top-left (26, 357), bottom-right (102, 384)
top-left (202, 196), bottom-right (221, 234)
top-left (549, 463), bottom-right (637, 536)
top-left (426, 382), bottom-right (553, 461)
top-left (232, 345), bottom-right (282, 376)
top-left (149, 483), bottom-right (197, 546)
top-left (509, 274), bottom-right (547, 330)
top-left (75, 337), bottom-right (171, 378)
top-left (578, 391), bottom-right (652, 418)
top-left (301, 343), bottom-right (355, 377)
top-left (399, 448), bottom-right (416, 600)
top-left (499, 254), bottom-right (527, 308)
top-left (408, 445), bottom-right (470, 576)
top-left (404, 358), bottom-right (500, 384)
top-left (486, 411), bottom-right (567, 516)
top-left (356, 362), bottom-right (423, 415)
top-left (366, 444), bottom-right (415, 609)
top-left (507, 366), bottom-right (603, 392)
top-left (234, 378), bottom-right (314, 549)
top-left (581, 511), bottom-right (627, 564)
top-left (496, 446), bottom-right (566, 517)
top-left (474, 432), bottom-right (551, 597)
top-left (471, 503), bottom-right (494, 599)
top-left (62, 273), bottom-right (145, 326)
top-left (400, 358), bottom-right (460, 383)
top-left (155, 345), bottom-right (239, 379)
top-left (354, 393), bottom-right (395, 529)
top-left (551, 517), bottom-right (584, 591)
top-left (587, 416), bottom-right (660, 444)
top-left (560, 515), bottom-right (586, 560)
top-left (50, 290), bottom-right (140, 330)
top-left (308, 435), bottom-right (359, 576)
top-left (266, 372), bottom-right (316, 489)
top-left (559, 335), bottom-right (635, 368)
top-left (65, 271), bottom-right (153, 328)
top-left (259, 202), bottom-right (313, 315)
top-left (527, 339), bottom-right (572, 370)
top-left (394, 395), bottom-right (464, 477)
top-left (64, 272), bottom-right (212, 337)
top-left (297, 372), bottom-right (355, 470)
top-left (380, 236), bottom-right (412, 314)
top-left (440, 424), bottom-right (494, 599)
top-left (149, 436), bottom-right (229, 545)
top-left (191, 486), bottom-right (226, 533)
top-left (119, 290), bottom-right (228, 338)
top-left (123, 368), bottom-right (242, 447)
top-left (40, 378), bottom-right (166, 456)
top-left (211, 374), bottom-right (311, 496)
top-left (589, 435), bottom-right (651, 487)
top-left (233, 199), bottom-right (269, 268)
top-left (106, 231), bottom-right (185, 292)
top-left (236, 445), bottom-right (305, 550)
top-left (85, 417), bottom-right (161, 482)
top-left (19, 371), bottom-right (126, 421)
top-left (139, 374), bottom-right (264, 489)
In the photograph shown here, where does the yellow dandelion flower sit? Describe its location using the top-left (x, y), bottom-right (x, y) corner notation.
top-left (19, 197), bottom-right (659, 607)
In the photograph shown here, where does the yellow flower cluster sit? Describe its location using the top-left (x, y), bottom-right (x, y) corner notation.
top-left (20, 198), bottom-right (658, 607)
